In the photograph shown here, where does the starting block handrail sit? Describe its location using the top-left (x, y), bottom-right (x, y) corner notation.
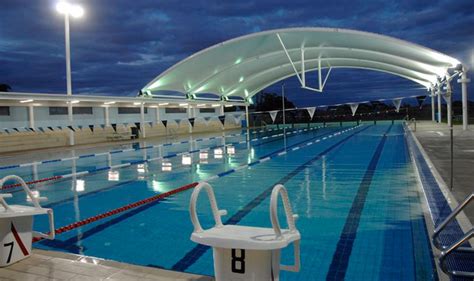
top-left (189, 182), bottom-right (227, 233)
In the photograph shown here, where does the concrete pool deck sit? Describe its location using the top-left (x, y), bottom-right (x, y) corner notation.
top-left (0, 249), bottom-right (212, 281)
top-left (409, 120), bottom-right (474, 221)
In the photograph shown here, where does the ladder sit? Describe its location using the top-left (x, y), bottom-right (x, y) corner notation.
top-left (432, 193), bottom-right (474, 278)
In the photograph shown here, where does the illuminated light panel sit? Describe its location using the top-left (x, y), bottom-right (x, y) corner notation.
top-left (104, 101), bottom-right (116, 105)
top-left (158, 102), bottom-right (169, 106)
top-left (108, 170), bottom-right (120, 181)
top-left (20, 99), bottom-right (34, 103)
top-left (214, 148), bottom-right (224, 159)
top-left (227, 146), bottom-right (235, 155)
top-left (211, 104), bottom-right (220, 107)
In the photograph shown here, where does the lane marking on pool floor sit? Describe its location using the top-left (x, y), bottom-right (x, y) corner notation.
top-left (325, 124), bottom-right (392, 281)
top-left (2, 126), bottom-right (324, 190)
top-left (35, 125), bottom-right (364, 245)
top-left (171, 124), bottom-right (373, 271)
top-left (0, 125), bottom-right (306, 171)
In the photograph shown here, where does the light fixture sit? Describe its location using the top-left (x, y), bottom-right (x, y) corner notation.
top-left (158, 102), bottom-right (169, 106)
top-left (56, 1), bottom-right (84, 18)
top-left (211, 104), bottom-right (220, 107)
top-left (69, 100), bottom-right (80, 104)
top-left (179, 103), bottom-right (188, 107)
top-left (104, 101), bottom-right (116, 105)
top-left (197, 104), bottom-right (206, 107)
top-left (20, 99), bottom-right (34, 103)
top-left (214, 148), bottom-right (224, 159)
top-left (225, 104), bottom-right (233, 108)
top-left (133, 102), bottom-right (142, 105)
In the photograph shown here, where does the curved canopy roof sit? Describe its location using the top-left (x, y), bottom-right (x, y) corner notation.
top-left (143, 27), bottom-right (460, 101)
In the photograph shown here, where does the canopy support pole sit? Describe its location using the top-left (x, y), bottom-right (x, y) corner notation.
top-left (437, 89), bottom-right (442, 123)
top-left (458, 68), bottom-right (470, 130)
top-left (431, 88), bottom-right (436, 122)
top-left (140, 102), bottom-right (146, 138)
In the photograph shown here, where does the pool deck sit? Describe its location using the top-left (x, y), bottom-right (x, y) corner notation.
top-left (0, 249), bottom-right (213, 281)
top-left (410, 121), bottom-right (474, 220)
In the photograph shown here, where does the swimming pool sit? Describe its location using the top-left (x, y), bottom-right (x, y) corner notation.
top-left (2, 122), bottom-right (438, 280)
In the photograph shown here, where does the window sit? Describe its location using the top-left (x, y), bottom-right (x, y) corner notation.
top-left (118, 107), bottom-right (148, 114)
top-left (165, 107), bottom-right (187, 114)
top-left (199, 108), bottom-right (215, 113)
top-left (49, 107), bottom-right (93, 115)
top-left (0, 106), bottom-right (10, 116)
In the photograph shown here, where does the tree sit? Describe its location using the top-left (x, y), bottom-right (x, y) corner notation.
top-left (254, 91), bottom-right (296, 112)
top-left (0, 84), bottom-right (11, 92)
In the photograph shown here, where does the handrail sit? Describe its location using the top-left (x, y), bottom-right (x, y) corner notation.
top-left (270, 184), bottom-right (300, 272)
top-left (432, 193), bottom-right (473, 249)
top-left (0, 175), bottom-right (55, 240)
top-left (189, 182), bottom-right (227, 233)
top-left (439, 228), bottom-right (474, 278)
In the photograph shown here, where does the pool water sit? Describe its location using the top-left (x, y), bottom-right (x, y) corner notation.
top-left (3, 122), bottom-right (438, 280)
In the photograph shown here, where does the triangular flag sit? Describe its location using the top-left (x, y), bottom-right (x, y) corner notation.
top-left (233, 114), bottom-right (242, 124)
top-left (269, 111), bottom-right (278, 123)
top-left (203, 117), bottom-right (211, 126)
top-left (416, 95), bottom-right (427, 108)
top-left (100, 124), bottom-right (106, 129)
top-left (48, 126), bottom-right (54, 131)
top-left (57, 126), bottom-right (63, 131)
top-left (161, 120), bottom-right (168, 128)
top-left (122, 122), bottom-right (128, 127)
top-left (4, 129), bottom-right (10, 134)
top-left (77, 125), bottom-right (83, 130)
top-left (134, 122), bottom-right (141, 131)
top-left (148, 121), bottom-right (153, 127)
top-left (13, 128), bottom-right (19, 133)
top-left (188, 117), bottom-right (195, 127)
top-left (306, 107), bottom-right (316, 119)
top-left (111, 123), bottom-right (117, 132)
top-left (28, 127), bottom-right (36, 132)
top-left (175, 119), bottom-right (181, 126)
top-left (218, 115), bottom-right (226, 126)
top-left (67, 126), bottom-right (75, 132)
top-left (392, 98), bottom-right (403, 112)
top-left (38, 127), bottom-right (45, 133)
top-left (89, 125), bottom-right (94, 132)
top-left (348, 103), bottom-right (359, 116)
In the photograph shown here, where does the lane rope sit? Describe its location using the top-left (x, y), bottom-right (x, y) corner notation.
top-left (33, 125), bottom-right (363, 242)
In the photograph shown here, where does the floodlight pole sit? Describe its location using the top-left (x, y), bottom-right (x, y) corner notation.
top-left (63, 12), bottom-right (75, 145)
top-left (458, 67), bottom-right (470, 130)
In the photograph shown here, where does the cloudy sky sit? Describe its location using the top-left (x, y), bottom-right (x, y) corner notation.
top-left (1, 0), bottom-right (473, 106)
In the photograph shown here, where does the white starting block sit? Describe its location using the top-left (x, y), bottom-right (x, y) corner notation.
top-left (190, 182), bottom-right (300, 281)
top-left (0, 175), bottom-right (55, 267)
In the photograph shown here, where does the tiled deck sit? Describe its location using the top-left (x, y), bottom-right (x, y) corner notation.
top-left (0, 250), bottom-right (213, 281)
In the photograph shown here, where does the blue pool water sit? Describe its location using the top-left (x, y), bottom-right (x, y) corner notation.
top-left (3, 122), bottom-right (438, 280)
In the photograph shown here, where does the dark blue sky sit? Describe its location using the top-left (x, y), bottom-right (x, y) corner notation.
top-left (1, 0), bottom-right (473, 106)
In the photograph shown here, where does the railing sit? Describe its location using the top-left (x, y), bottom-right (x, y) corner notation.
top-left (432, 193), bottom-right (473, 278)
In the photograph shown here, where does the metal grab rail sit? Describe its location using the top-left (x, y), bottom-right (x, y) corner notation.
top-left (439, 229), bottom-right (474, 278)
top-left (432, 193), bottom-right (473, 250)
top-left (189, 182), bottom-right (227, 233)
top-left (270, 184), bottom-right (300, 272)
top-left (0, 175), bottom-right (55, 240)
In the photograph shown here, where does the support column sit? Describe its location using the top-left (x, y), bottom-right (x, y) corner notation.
top-left (68, 103), bottom-right (75, 145)
top-left (431, 88), bottom-right (435, 122)
top-left (437, 90), bottom-right (442, 123)
top-left (28, 105), bottom-right (35, 128)
top-left (447, 92), bottom-right (453, 128)
top-left (187, 105), bottom-right (193, 133)
top-left (140, 103), bottom-right (146, 138)
top-left (219, 105), bottom-right (225, 130)
top-left (458, 68), bottom-right (470, 130)
top-left (155, 107), bottom-right (160, 122)
top-left (104, 106), bottom-right (110, 127)
top-left (245, 104), bottom-right (250, 128)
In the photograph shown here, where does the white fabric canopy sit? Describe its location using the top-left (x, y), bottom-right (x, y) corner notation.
top-left (143, 27), bottom-right (460, 100)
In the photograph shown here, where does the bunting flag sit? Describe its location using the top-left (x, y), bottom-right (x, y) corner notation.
top-left (28, 127), bottom-right (36, 132)
top-left (188, 117), bottom-right (195, 127)
top-left (111, 123), bottom-right (117, 132)
top-left (269, 111), bottom-right (278, 123)
top-left (306, 107), bottom-right (316, 119)
top-left (148, 121), bottom-right (154, 127)
top-left (89, 125), bottom-right (94, 132)
top-left (161, 120), bottom-right (168, 128)
top-left (12, 128), bottom-right (19, 133)
top-left (233, 114), bottom-right (242, 124)
top-left (416, 95), bottom-right (427, 108)
top-left (175, 119), bottom-right (181, 126)
top-left (4, 129), bottom-right (10, 134)
top-left (134, 122), bottom-right (141, 131)
top-left (348, 103), bottom-right (359, 116)
top-left (57, 126), bottom-right (63, 131)
top-left (38, 127), bottom-right (45, 133)
top-left (392, 98), bottom-right (403, 112)
top-left (67, 126), bottom-right (75, 132)
top-left (122, 122), bottom-right (129, 127)
top-left (100, 124), bottom-right (106, 129)
top-left (48, 126), bottom-right (54, 132)
top-left (218, 115), bottom-right (226, 126)
top-left (77, 125), bottom-right (83, 131)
